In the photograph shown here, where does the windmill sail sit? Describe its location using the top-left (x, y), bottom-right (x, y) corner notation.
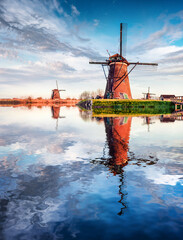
top-left (89, 23), bottom-right (158, 99)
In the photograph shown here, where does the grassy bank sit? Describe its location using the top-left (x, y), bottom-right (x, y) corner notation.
top-left (92, 99), bottom-right (175, 114)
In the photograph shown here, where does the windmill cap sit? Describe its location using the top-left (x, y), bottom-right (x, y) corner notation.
top-left (109, 53), bottom-right (129, 65)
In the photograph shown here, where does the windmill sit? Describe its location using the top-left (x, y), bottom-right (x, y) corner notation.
top-left (142, 87), bottom-right (156, 100)
top-left (89, 23), bottom-right (158, 99)
top-left (142, 116), bottom-right (155, 132)
top-left (51, 80), bottom-right (66, 99)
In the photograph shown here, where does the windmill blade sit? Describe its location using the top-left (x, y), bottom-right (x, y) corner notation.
top-left (129, 62), bottom-right (158, 72)
top-left (122, 23), bottom-right (127, 57)
top-left (56, 80), bottom-right (59, 90)
top-left (89, 61), bottom-right (158, 66)
top-left (89, 61), bottom-right (108, 65)
top-left (118, 23), bottom-right (128, 57)
top-left (129, 62), bottom-right (158, 66)
top-left (120, 23), bottom-right (122, 56)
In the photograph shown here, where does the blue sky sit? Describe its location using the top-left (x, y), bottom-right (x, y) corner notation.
top-left (0, 0), bottom-right (183, 98)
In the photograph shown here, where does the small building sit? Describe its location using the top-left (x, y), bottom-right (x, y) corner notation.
top-left (160, 95), bottom-right (175, 101)
top-left (175, 96), bottom-right (183, 101)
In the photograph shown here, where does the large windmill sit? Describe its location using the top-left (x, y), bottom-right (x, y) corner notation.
top-left (51, 80), bottom-right (66, 99)
top-left (90, 23), bottom-right (158, 99)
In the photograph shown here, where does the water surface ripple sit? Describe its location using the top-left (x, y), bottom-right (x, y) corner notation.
top-left (0, 106), bottom-right (183, 240)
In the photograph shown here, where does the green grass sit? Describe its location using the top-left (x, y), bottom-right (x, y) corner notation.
top-left (92, 99), bottom-right (175, 114)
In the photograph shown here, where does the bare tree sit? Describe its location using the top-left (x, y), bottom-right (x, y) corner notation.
top-left (79, 89), bottom-right (104, 99)
top-left (80, 91), bottom-right (91, 100)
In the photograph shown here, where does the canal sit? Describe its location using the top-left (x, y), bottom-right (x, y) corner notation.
top-left (0, 106), bottom-right (183, 240)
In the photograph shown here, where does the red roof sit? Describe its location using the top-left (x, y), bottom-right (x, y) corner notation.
top-left (109, 53), bottom-right (129, 65)
top-left (160, 95), bottom-right (175, 98)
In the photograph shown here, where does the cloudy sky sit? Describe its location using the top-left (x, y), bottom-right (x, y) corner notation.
top-left (0, 0), bottom-right (183, 98)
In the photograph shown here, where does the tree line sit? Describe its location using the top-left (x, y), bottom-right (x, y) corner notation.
top-left (80, 89), bottom-right (104, 99)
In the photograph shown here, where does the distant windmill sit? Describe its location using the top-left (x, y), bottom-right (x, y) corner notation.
top-left (142, 87), bottom-right (155, 100)
top-left (89, 23), bottom-right (158, 99)
top-left (51, 80), bottom-right (66, 99)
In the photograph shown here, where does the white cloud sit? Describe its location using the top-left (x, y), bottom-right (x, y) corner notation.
top-left (71, 5), bottom-right (80, 16)
top-left (0, 1), bottom-right (183, 99)
top-left (53, 0), bottom-right (63, 14)
top-left (93, 19), bottom-right (99, 26)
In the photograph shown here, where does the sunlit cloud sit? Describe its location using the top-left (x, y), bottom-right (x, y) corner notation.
top-left (0, 0), bottom-right (183, 98)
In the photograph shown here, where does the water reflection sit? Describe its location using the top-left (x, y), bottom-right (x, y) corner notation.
top-left (92, 116), bottom-right (160, 215)
top-left (104, 117), bottom-right (131, 172)
top-left (0, 107), bottom-right (183, 239)
top-left (51, 106), bottom-right (61, 119)
top-left (92, 115), bottom-right (159, 170)
top-left (143, 113), bottom-right (183, 125)
top-left (104, 117), bottom-right (131, 215)
top-left (51, 106), bottom-right (66, 130)
top-left (160, 114), bottom-right (183, 122)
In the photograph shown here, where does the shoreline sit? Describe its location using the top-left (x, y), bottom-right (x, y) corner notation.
top-left (0, 98), bottom-right (80, 107)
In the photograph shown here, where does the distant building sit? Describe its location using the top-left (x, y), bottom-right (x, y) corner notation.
top-left (176, 96), bottom-right (183, 100)
top-left (160, 95), bottom-right (175, 101)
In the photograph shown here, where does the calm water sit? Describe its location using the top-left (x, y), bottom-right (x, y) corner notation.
top-left (0, 106), bottom-right (183, 240)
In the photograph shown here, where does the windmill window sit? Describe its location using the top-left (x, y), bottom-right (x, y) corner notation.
top-left (119, 93), bottom-right (129, 99)
top-left (124, 94), bottom-right (128, 99)
top-left (119, 93), bottom-right (124, 99)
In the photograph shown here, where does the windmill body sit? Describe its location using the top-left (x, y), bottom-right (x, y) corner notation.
top-left (90, 23), bottom-right (158, 99)
top-left (105, 55), bottom-right (132, 99)
top-left (51, 81), bottom-right (65, 100)
top-left (51, 89), bottom-right (61, 99)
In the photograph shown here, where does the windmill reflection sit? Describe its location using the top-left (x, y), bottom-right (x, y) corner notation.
top-left (51, 106), bottom-right (65, 130)
top-left (92, 115), bottom-right (158, 215)
top-left (104, 116), bottom-right (131, 215)
top-left (51, 106), bottom-right (61, 119)
top-left (104, 117), bottom-right (131, 174)
top-left (90, 116), bottom-right (131, 215)
top-left (142, 116), bottom-right (155, 132)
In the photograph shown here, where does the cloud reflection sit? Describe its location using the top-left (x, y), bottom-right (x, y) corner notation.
top-left (0, 107), bottom-right (183, 239)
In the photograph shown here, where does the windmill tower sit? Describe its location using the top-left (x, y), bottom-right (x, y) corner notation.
top-left (142, 87), bottom-right (156, 100)
top-left (51, 80), bottom-right (66, 99)
top-left (90, 23), bottom-right (158, 99)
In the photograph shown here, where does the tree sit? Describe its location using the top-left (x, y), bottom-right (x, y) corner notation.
top-left (79, 89), bottom-right (104, 99)
top-left (80, 91), bottom-right (91, 100)
top-left (96, 89), bottom-right (104, 97)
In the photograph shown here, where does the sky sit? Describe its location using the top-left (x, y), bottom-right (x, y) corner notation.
top-left (0, 0), bottom-right (183, 99)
